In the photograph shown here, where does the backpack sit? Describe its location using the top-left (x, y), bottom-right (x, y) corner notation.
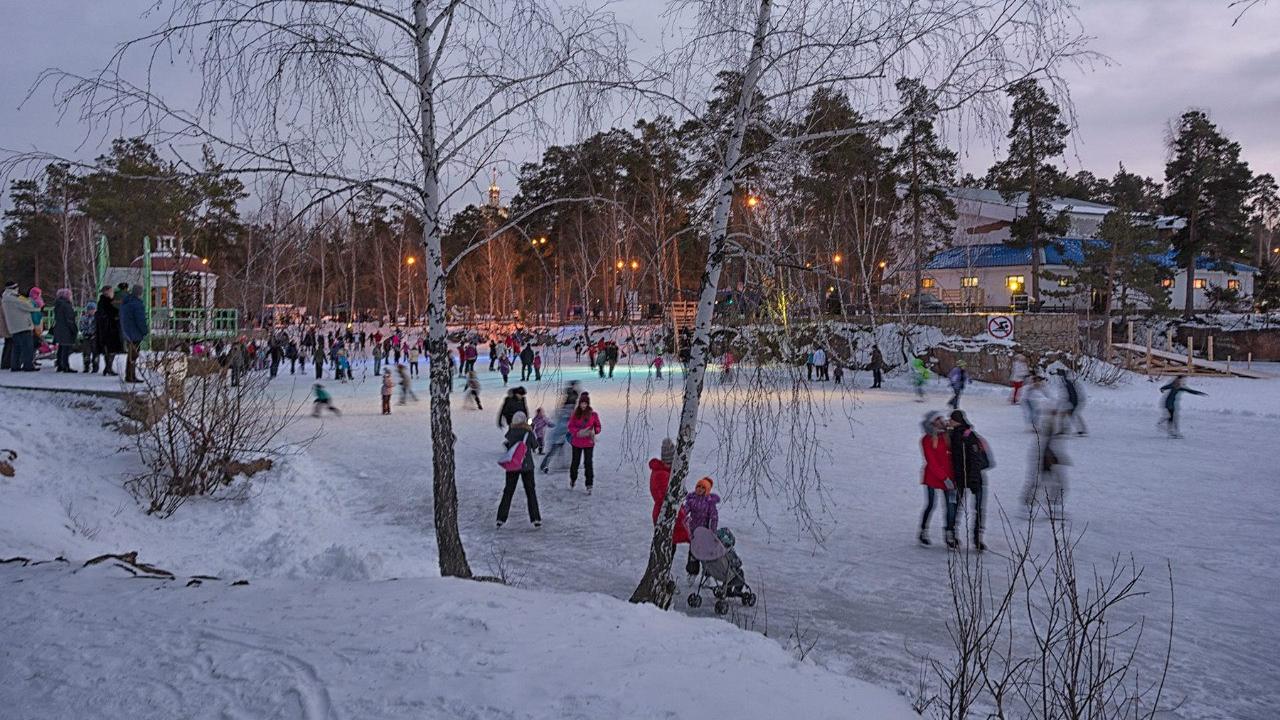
top-left (498, 431), bottom-right (529, 471)
top-left (971, 431), bottom-right (994, 471)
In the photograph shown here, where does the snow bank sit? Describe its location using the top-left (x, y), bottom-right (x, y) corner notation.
top-left (0, 560), bottom-right (914, 720)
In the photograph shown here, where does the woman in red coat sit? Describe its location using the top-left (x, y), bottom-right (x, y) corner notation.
top-left (919, 410), bottom-right (957, 547)
top-left (649, 438), bottom-right (690, 544)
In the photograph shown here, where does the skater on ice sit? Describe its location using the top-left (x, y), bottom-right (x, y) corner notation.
top-left (1159, 375), bottom-right (1206, 438)
top-left (947, 410), bottom-right (991, 551)
top-left (918, 411), bottom-right (957, 547)
top-left (566, 391), bottom-right (601, 493)
top-left (496, 411), bottom-right (542, 529)
top-left (946, 362), bottom-right (968, 409)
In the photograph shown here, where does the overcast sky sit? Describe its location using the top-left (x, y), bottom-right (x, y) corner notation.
top-left (1, 0), bottom-right (1276, 201)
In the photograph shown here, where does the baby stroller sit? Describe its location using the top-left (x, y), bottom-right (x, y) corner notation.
top-left (687, 526), bottom-right (757, 615)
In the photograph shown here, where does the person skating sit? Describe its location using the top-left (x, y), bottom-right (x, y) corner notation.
top-left (605, 341), bottom-right (619, 378)
top-left (286, 339), bottom-right (299, 374)
top-left (498, 352), bottom-right (512, 385)
top-left (94, 285), bottom-right (122, 376)
top-left (519, 344), bottom-right (535, 381)
top-left (497, 386), bottom-right (528, 429)
top-left (1159, 375), bottom-right (1206, 438)
top-left (1055, 368), bottom-right (1087, 435)
top-left (381, 368), bottom-right (394, 415)
top-left (495, 411), bottom-right (542, 529)
top-left (78, 302), bottom-right (99, 373)
top-left (1009, 352), bottom-right (1029, 404)
top-left (652, 353), bottom-right (664, 379)
top-left (227, 338), bottom-right (248, 387)
top-left (337, 346), bottom-right (352, 383)
top-left (397, 362), bottom-right (418, 403)
top-left (919, 410), bottom-right (957, 547)
top-left (464, 370), bottom-right (483, 409)
top-left (531, 407), bottom-right (549, 453)
top-left (51, 289), bottom-right (78, 373)
top-left (313, 344), bottom-right (326, 380)
top-left (910, 356), bottom-right (930, 401)
top-left (488, 339), bottom-right (499, 371)
top-left (832, 364), bottom-right (844, 384)
top-left (947, 362), bottom-right (968, 409)
top-left (948, 409), bottom-right (992, 551)
top-left (1022, 374), bottom-right (1050, 432)
top-left (268, 338), bottom-right (284, 379)
top-left (566, 391), bottom-right (602, 493)
top-left (813, 346), bottom-right (828, 381)
top-left (408, 345), bottom-right (420, 376)
top-left (312, 382), bottom-right (341, 417)
top-left (532, 351), bottom-right (542, 381)
top-left (1022, 424), bottom-right (1066, 513)
top-left (539, 381), bottom-right (580, 473)
top-left (682, 476), bottom-right (719, 577)
top-left (869, 345), bottom-right (884, 388)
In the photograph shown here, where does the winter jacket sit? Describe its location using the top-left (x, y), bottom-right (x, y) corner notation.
top-left (812, 348), bottom-right (826, 366)
top-left (52, 297), bottom-right (77, 345)
top-left (683, 491), bottom-right (720, 534)
top-left (948, 425), bottom-right (987, 489)
top-left (1, 288), bottom-right (37, 334)
top-left (532, 413), bottom-right (550, 440)
top-left (648, 459), bottom-right (690, 544)
top-left (94, 293), bottom-right (124, 353)
top-left (78, 313), bottom-right (96, 340)
top-left (1010, 356), bottom-right (1029, 382)
top-left (869, 347), bottom-right (884, 370)
top-left (381, 374), bottom-right (395, 396)
top-left (497, 394), bottom-right (528, 428)
top-left (567, 410), bottom-right (602, 448)
top-left (520, 346), bottom-right (535, 365)
top-left (1161, 382), bottom-right (1206, 410)
top-left (948, 367), bottom-right (968, 390)
top-left (504, 424), bottom-right (540, 472)
top-left (921, 433), bottom-right (953, 490)
top-left (120, 293), bottom-right (149, 344)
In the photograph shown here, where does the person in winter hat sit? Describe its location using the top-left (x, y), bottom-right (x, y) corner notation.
top-left (682, 476), bottom-right (720, 576)
top-left (1054, 368), bottom-right (1087, 436)
top-left (918, 411), bottom-right (956, 547)
top-left (531, 407), bottom-right (550, 453)
top-left (397, 362), bottom-right (418, 404)
top-left (649, 437), bottom-right (690, 545)
top-left (539, 381), bottom-right (580, 473)
top-left (120, 284), bottom-right (149, 383)
top-left (497, 386), bottom-right (528, 429)
top-left (312, 382), bottom-right (340, 417)
top-left (948, 409), bottom-right (990, 551)
top-left (2, 282), bottom-right (39, 372)
top-left (381, 368), bottom-right (395, 415)
top-left (78, 302), bottom-right (99, 373)
top-left (498, 352), bottom-right (512, 385)
top-left (947, 362), bottom-right (968, 409)
top-left (566, 391), bottom-right (602, 492)
top-left (465, 369), bottom-right (483, 410)
top-left (496, 410), bottom-right (542, 528)
top-left (910, 356), bottom-right (929, 401)
top-left (51, 288), bottom-right (78, 373)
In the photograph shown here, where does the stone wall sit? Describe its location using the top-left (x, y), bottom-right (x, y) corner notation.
top-left (916, 313), bottom-right (1079, 353)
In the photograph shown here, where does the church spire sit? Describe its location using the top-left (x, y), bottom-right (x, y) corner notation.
top-left (487, 168), bottom-right (501, 209)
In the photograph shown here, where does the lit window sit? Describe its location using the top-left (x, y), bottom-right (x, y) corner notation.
top-left (1006, 275), bottom-right (1025, 291)
top-left (1161, 278), bottom-right (1173, 289)
top-left (921, 277), bottom-right (936, 289)
top-left (1193, 278), bottom-right (1207, 290)
top-left (961, 276), bottom-right (978, 288)
top-left (1058, 277), bottom-right (1072, 287)
top-left (1227, 279), bottom-right (1241, 291)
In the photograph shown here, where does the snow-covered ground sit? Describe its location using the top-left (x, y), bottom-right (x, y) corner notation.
top-left (2, 350), bottom-right (1277, 719)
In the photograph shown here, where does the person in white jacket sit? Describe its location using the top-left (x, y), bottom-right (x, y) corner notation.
top-left (1009, 352), bottom-right (1030, 404)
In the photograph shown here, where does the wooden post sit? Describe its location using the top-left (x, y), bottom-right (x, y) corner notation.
top-left (1208, 335), bottom-right (1214, 363)
top-left (1166, 328), bottom-right (1174, 351)
top-left (1146, 328), bottom-right (1154, 377)
top-left (1226, 355), bottom-right (1231, 373)
top-left (1127, 321), bottom-right (1133, 346)
top-left (1105, 321), bottom-right (1113, 360)
top-left (1248, 352), bottom-right (1253, 369)
top-left (1187, 335), bottom-right (1195, 372)
top-left (1125, 321), bottom-right (1134, 368)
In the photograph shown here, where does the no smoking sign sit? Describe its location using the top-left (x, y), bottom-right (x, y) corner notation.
top-left (987, 314), bottom-right (1014, 340)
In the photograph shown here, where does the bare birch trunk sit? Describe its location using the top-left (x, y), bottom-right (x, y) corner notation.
top-left (630, 0), bottom-right (772, 606)
top-left (414, 0), bottom-right (471, 578)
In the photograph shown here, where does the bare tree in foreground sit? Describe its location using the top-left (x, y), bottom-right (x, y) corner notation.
top-left (631, 0), bottom-right (1093, 606)
top-left (25, 1), bottom-right (631, 576)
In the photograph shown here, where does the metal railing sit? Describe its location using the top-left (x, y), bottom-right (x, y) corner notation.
top-left (42, 306), bottom-right (239, 338)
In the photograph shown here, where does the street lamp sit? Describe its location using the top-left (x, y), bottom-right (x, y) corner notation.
top-left (832, 253), bottom-right (842, 265)
top-left (406, 256), bottom-right (416, 266)
top-left (746, 194), bottom-right (761, 209)
top-left (616, 259), bottom-right (625, 271)
top-left (629, 259), bottom-right (639, 271)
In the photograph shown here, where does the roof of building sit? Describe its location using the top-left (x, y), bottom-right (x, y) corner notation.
top-left (923, 238), bottom-right (1258, 274)
top-left (948, 187), bottom-right (1115, 216)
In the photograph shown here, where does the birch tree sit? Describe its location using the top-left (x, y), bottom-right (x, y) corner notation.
top-left (22, 0), bottom-right (632, 577)
top-left (631, 0), bottom-right (1092, 606)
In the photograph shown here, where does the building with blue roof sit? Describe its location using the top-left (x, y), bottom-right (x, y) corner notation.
top-left (906, 238), bottom-right (1256, 311)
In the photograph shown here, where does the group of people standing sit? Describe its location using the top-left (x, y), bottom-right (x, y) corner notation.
top-left (0, 281), bottom-right (148, 383)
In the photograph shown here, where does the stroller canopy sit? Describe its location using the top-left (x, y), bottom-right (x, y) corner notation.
top-left (690, 526), bottom-right (729, 562)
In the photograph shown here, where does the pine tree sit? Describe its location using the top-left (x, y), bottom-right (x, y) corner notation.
top-left (891, 78), bottom-right (957, 307)
top-left (1069, 179), bottom-right (1169, 327)
top-left (1162, 110), bottom-right (1254, 318)
top-left (989, 79), bottom-right (1071, 308)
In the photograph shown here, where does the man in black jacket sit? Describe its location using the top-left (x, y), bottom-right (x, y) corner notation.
top-left (948, 409), bottom-right (988, 551)
top-left (52, 289), bottom-right (78, 372)
top-left (497, 386), bottom-right (528, 429)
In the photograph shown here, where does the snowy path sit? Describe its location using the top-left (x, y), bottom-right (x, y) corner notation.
top-left (1, 351), bottom-right (1276, 718)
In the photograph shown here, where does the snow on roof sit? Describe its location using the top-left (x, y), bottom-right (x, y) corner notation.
top-left (947, 187), bottom-right (1115, 216)
top-left (924, 238), bottom-right (1258, 273)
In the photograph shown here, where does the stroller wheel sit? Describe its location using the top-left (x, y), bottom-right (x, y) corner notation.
top-left (714, 600), bottom-right (729, 616)
top-left (687, 593), bottom-right (702, 608)
top-left (742, 592), bottom-right (756, 607)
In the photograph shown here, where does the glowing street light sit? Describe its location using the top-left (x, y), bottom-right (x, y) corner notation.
top-left (878, 260), bottom-right (887, 269)
top-left (201, 257), bottom-right (209, 265)
top-left (538, 236), bottom-right (548, 245)
top-left (832, 253), bottom-right (843, 264)
top-left (615, 259), bottom-right (625, 270)
top-left (629, 259), bottom-right (640, 270)
top-left (746, 194), bottom-right (761, 209)
top-left (406, 256), bottom-right (416, 266)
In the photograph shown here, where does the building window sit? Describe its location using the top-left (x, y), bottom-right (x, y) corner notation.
top-left (1161, 278), bottom-right (1173, 289)
top-left (921, 277), bottom-right (936, 289)
top-left (961, 276), bottom-right (978, 288)
top-left (1057, 277), bottom-right (1072, 287)
top-left (1006, 275), bottom-right (1025, 291)
top-left (1193, 278), bottom-right (1207, 290)
top-left (1227, 279), bottom-right (1241, 291)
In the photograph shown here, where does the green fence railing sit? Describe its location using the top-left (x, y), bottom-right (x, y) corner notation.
top-left (41, 306), bottom-right (239, 339)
